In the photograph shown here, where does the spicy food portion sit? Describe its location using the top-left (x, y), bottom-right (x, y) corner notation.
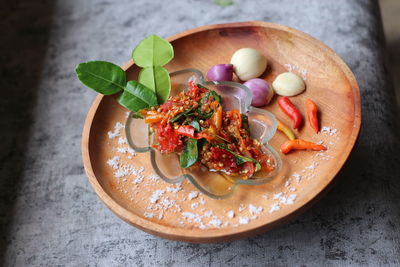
top-left (139, 82), bottom-right (275, 179)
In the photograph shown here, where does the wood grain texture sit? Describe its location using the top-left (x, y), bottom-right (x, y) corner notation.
top-left (82, 21), bottom-right (361, 243)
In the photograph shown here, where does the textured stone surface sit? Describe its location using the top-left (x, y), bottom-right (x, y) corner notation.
top-left (1, 0), bottom-right (399, 266)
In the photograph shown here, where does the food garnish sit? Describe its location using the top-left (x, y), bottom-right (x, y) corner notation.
top-left (306, 98), bottom-right (319, 133)
top-left (75, 61), bottom-right (126, 95)
top-left (280, 139), bottom-right (326, 154)
top-left (272, 72), bottom-right (305, 96)
top-left (133, 35), bottom-right (174, 103)
top-left (278, 96), bottom-right (302, 129)
top-left (140, 82), bottom-right (275, 179)
top-left (75, 35), bottom-right (173, 112)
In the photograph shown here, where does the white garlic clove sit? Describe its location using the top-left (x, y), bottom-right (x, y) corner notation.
top-left (230, 48), bottom-right (267, 81)
top-left (272, 72), bottom-right (305, 96)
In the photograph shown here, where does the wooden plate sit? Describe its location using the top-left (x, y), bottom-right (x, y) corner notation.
top-left (82, 21), bottom-right (361, 243)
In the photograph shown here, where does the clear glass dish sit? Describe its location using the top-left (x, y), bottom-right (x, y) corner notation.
top-left (125, 69), bottom-right (282, 199)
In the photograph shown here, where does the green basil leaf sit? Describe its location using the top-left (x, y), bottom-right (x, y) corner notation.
top-left (170, 108), bottom-right (193, 123)
top-left (117, 81), bottom-right (157, 112)
top-left (75, 61), bottom-right (126, 95)
top-left (234, 154), bottom-right (254, 165)
top-left (132, 35), bottom-right (174, 67)
top-left (180, 138), bottom-right (198, 168)
top-left (215, 144), bottom-right (259, 167)
top-left (169, 113), bottom-right (185, 123)
top-left (241, 114), bottom-right (250, 133)
top-left (196, 109), bottom-right (213, 119)
top-left (138, 66), bottom-right (171, 103)
top-left (189, 120), bottom-right (201, 132)
top-left (200, 90), bottom-right (222, 104)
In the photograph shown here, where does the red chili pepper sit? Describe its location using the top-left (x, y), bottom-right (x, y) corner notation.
top-left (278, 97), bottom-right (302, 129)
top-left (280, 139), bottom-right (326, 154)
top-left (176, 125), bottom-right (196, 138)
top-left (306, 98), bottom-right (319, 133)
top-left (195, 132), bottom-right (214, 141)
top-left (155, 123), bottom-right (182, 153)
top-left (188, 81), bottom-right (207, 101)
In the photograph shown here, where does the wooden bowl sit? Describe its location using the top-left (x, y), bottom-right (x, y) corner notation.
top-left (82, 21), bottom-right (361, 243)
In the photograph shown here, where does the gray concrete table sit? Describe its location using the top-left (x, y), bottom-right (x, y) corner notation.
top-left (1, 0), bottom-right (399, 266)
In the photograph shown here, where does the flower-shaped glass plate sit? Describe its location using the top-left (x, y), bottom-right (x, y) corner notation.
top-left (126, 69), bottom-right (282, 199)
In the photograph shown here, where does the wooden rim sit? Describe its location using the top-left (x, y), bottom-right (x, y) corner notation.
top-left (82, 21), bottom-right (361, 243)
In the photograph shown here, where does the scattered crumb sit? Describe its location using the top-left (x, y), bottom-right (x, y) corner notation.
top-left (292, 173), bottom-right (302, 182)
top-left (204, 210), bottom-right (213, 217)
top-left (144, 212), bottom-right (155, 218)
top-left (239, 204), bottom-right (246, 212)
top-left (209, 219), bottom-right (222, 228)
top-left (305, 162), bottom-right (318, 171)
top-left (166, 183), bottom-right (182, 193)
top-left (300, 69), bottom-right (308, 80)
top-left (249, 204), bottom-right (263, 215)
top-left (113, 164), bottom-right (144, 179)
top-left (199, 224), bottom-right (207, 230)
top-left (160, 197), bottom-right (175, 209)
top-left (188, 191), bottom-right (199, 200)
top-left (108, 122), bottom-right (124, 139)
top-left (284, 63), bottom-right (308, 80)
top-left (148, 174), bottom-right (160, 182)
top-left (127, 147), bottom-right (136, 155)
top-left (118, 137), bottom-right (127, 144)
top-left (150, 190), bottom-right (165, 204)
top-left (227, 210), bottom-right (235, 219)
top-left (116, 147), bottom-right (128, 153)
top-left (321, 126), bottom-right (338, 136)
top-left (158, 211), bottom-right (164, 220)
top-left (132, 176), bottom-right (144, 184)
top-left (199, 197), bottom-right (206, 205)
top-left (284, 63), bottom-right (297, 72)
top-left (284, 194), bottom-right (297, 205)
top-left (107, 156), bottom-right (120, 169)
top-left (239, 217), bottom-right (250, 225)
top-left (182, 212), bottom-right (198, 220)
top-left (269, 204), bottom-right (281, 213)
